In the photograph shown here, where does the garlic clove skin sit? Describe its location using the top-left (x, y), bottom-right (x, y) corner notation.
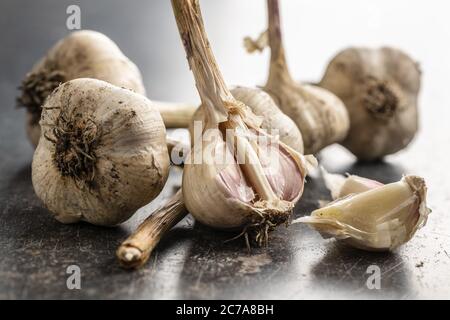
top-left (189, 86), bottom-right (304, 154)
top-left (18, 30), bottom-right (146, 148)
top-left (319, 47), bottom-right (421, 161)
top-left (32, 78), bottom-right (169, 226)
top-left (321, 167), bottom-right (384, 200)
top-left (295, 175), bottom-right (430, 251)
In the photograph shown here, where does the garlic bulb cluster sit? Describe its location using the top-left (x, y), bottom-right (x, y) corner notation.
top-left (247, 0), bottom-right (350, 155)
top-left (190, 86), bottom-right (304, 154)
top-left (32, 78), bottom-right (169, 226)
top-left (319, 47), bottom-right (421, 161)
top-left (17, 30), bottom-right (146, 147)
top-left (172, 0), bottom-right (315, 245)
top-left (296, 173), bottom-right (430, 251)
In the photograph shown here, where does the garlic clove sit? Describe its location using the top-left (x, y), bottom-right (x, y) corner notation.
top-left (295, 175), bottom-right (430, 251)
top-left (319, 47), bottom-right (421, 160)
top-left (321, 167), bottom-right (383, 200)
top-left (32, 78), bottom-right (170, 226)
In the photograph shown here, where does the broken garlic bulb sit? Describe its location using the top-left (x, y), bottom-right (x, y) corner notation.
top-left (32, 78), bottom-right (169, 226)
top-left (172, 0), bottom-right (315, 245)
top-left (319, 47), bottom-right (421, 161)
top-left (295, 175), bottom-right (431, 251)
top-left (189, 86), bottom-right (304, 154)
top-left (17, 30), bottom-right (146, 147)
top-left (247, 0), bottom-right (349, 154)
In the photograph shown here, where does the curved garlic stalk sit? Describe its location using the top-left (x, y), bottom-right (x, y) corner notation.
top-left (295, 175), bottom-right (431, 251)
top-left (247, 0), bottom-right (349, 154)
top-left (117, 190), bottom-right (187, 268)
top-left (153, 101), bottom-right (198, 128)
top-left (172, 0), bottom-right (315, 245)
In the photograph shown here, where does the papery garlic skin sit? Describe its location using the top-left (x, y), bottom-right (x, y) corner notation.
top-left (295, 175), bottom-right (430, 251)
top-left (18, 30), bottom-right (146, 147)
top-left (189, 86), bottom-right (304, 154)
top-left (321, 167), bottom-right (384, 200)
top-left (319, 47), bottom-right (421, 161)
top-left (32, 79), bottom-right (169, 226)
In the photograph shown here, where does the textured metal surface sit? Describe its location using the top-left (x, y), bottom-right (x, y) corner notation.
top-left (1, 0), bottom-right (449, 299)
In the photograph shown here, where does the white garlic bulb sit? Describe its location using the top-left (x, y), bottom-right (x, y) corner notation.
top-left (32, 78), bottom-right (169, 226)
top-left (190, 86), bottom-right (304, 154)
top-left (172, 0), bottom-right (315, 245)
top-left (18, 30), bottom-right (146, 147)
top-left (295, 175), bottom-right (430, 251)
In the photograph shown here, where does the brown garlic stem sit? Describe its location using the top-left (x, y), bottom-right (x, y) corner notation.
top-left (116, 189), bottom-right (187, 269)
top-left (267, 0), bottom-right (293, 84)
top-left (171, 0), bottom-right (233, 122)
top-left (154, 101), bottom-right (197, 128)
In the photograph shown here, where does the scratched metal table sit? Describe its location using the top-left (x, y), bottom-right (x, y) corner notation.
top-left (1, 0), bottom-right (449, 299)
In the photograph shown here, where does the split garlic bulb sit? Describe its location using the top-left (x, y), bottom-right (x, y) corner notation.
top-left (32, 78), bottom-right (169, 226)
top-left (319, 47), bottom-right (421, 161)
top-left (247, 0), bottom-right (349, 154)
top-left (172, 0), bottom-right (315, 245)
top-left (296, 175), bottom-right (430, 251)
top-left (17, 30), bottom-right (146, 147)
top-left (189, 86), bottom-right (304, 154)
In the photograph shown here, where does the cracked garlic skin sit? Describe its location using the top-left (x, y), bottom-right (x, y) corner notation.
top-left (189, 86), bottom-right (304, 154)
top-left (319, 47), bottom-right (421, 161)
top-left (32, 78), bottom-right (169, 226)
top-left (297, 175), bottom-right (430, 251)
top-left (261, 0), bottom-right (349, 155)
top-left (18, 30), bottom-right (146, 148)
top-left (172, 0), bottom-right (315, 244)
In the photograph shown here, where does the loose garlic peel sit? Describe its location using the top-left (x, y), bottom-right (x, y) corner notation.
top-left (17, 30), bottom-right (146, 148)
top-left (32, 78), bottom-right (170, 226)
top-left (319, 47), bottom-right (421, 160)
top-left (245, 0), bottom-right (350, 154)
top-left (189, 86), bottom-right (304, 154)
top-left (295, 175), bottom-right (430, 251)
top-left (172, 0), bottom-right (315, 245)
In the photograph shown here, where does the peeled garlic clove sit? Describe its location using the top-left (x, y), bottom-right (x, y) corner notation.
top-left (250, 0), bottom-right (349, 154)
top-left (32, 78), bottom-right (170, 226)
top-left (189, 86), bottom-right (304, 154)
top-left (319, 47), bottom-right (421, 160)
top-left (17, 30), bottom-right (146, 147)
top-left (295, 175), bottom-right (431, 251)
top-left (321, 167), bottom-right (383, 200)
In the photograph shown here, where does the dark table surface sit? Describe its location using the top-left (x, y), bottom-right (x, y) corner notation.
top-left (1, 0), bottom-right (449, 299)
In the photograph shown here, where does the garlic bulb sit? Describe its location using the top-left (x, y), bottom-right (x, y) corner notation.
top-left (319, 47), bottom-right (421, 161)
top-left (295, 175), bottom-right (430, 251)
top-left (247, 0), bottom-right (349, 154)
top-left (17, 30), bottom-right (146, 147)
top-left (32, 78), bottom-right (169, 226)
top-left (172, 0), bottom-right (315, 245)
top-left (189, 86), bottom-right (304, 154)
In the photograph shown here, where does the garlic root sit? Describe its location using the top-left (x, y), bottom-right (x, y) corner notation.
top-left (17, 30), bottom-right (146, 148)
top-left (32, 78), bottom-right (170, 226)
top-left (117, 190), bottom-right (187, 269)
top-left (319, 47), bottom-right (421, 160)
top-left (295, 175), bottom-right (431, 251)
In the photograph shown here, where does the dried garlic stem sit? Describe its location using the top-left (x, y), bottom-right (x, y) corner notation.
top-left (116, 190), bottom-right (187, 269)
top-left (267, 0), bottom-right (293, 85)
top-left (172, 0), bottom-right (279, 202)
top-left (154, 101), bottom-right (197, 128)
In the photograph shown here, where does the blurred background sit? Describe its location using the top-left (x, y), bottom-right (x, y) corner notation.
top-left (1, 0), bottom-right (449, 299)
